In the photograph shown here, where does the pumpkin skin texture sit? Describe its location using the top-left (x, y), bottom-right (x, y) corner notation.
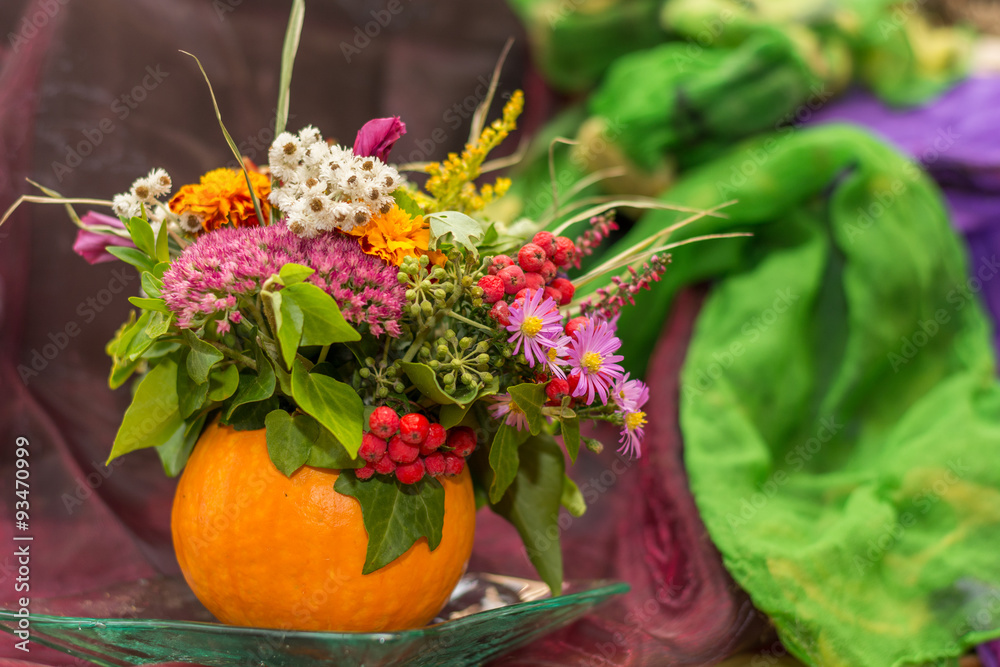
top-left (171, 421), bottom-right (476, 632)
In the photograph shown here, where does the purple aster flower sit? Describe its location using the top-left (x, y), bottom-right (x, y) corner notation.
top-left (611, 373), bottom-right (648, 412)
top-left (506, 289), bottom-right (563, 367)
top-left (353, 117), bottom-right (406, 162)
top-left (612, 373), bottom-right (648, 458)
top-left (161, 225), bottom-right (406, 336)
top-left (542, 335), bottom-right (571, 379)
top-left (489, 393), bottom-right (529, 431)
top-left (566, 317), bottom-right (625, 405)
top-left (618, 408), bottom-right (647, 458)
top-left (73, 211), bottom-right (135, 264)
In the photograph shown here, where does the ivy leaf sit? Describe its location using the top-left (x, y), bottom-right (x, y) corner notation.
top-left (277, 262), bottom-right (315, 286)
top-left (177, 350), bottom-right (209, 418)
top-left (427, 211), bottom-right (486, 256)
top-left (280, 282), bottom-right (360, 346)
top-left (271, 290), bottom-right (303, 369)
top-left (334, 473), bottom-right (445, 573)
top-left (225, 395), bottom-right (280, 431)
top-left (488, 423), bottom-right (530, 503)
top-left (400, 362), bottom-right (480, 406)
top-left (155, 413), bottom-right (206, 477)
top-left (491, 433), bottom-right (565, 595)
top-left (560, 474), bottom-right (586, 517)
top-left (264, 409), bottom-right (314, 477)
top-left (183, 330), bottom-right (224, 384)
top-left (508, 382), bottom-right (548, 435)
top-left (107, 359), bottom-right (183, 463)
top-left (307, 421), bottom-right (362, 470)
top-left (393, 188), bottom-right (425, 217)
top-left (560, 416), bottom-right (581, 463)
top-left (225, 349), bottom-right (276, 418)
top-left (208, 364), bottom-right (240, 402)
top-left (290, 360), bottom-right (363, 457)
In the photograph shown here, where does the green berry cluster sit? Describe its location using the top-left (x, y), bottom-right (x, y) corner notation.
top-left (416, 329), bottom-right (497, 394)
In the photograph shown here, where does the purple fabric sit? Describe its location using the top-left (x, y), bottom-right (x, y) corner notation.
top-left (809, 76), bottom-right (1000, 357)
top-left (981, 639), bottom-right (1000, 667)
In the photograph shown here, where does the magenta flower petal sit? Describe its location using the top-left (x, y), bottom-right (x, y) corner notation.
top-left (73, 211), bottom-right (134, 264)
top-left (353, 117), bottom-right (406, 162)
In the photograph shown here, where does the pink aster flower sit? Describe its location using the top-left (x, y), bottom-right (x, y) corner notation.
top-left (489, 393), bottom-right (529, 431)
top-left (73, 211), bottom-right (135, 264)
top-left (161, 224), bottom-right (405, 336)
top-left (618, 408), bottom-right (647, 458)
top-left (612, 372), bottom-right (648, 458)
top-left (566, 318), bottom-right (625, 405)
top-left (610, 373), bottom-right (648, 412)
top-left (506, 289), bottom-right (563, 367)
top-left (353, 117), bottom-right (406, 162)
top-left (542, 335), bottom-right (572, 379)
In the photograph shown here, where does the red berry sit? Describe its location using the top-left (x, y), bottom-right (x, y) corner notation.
top-left (447, 426), bottom-right (477, 457)
top-left (546, 378), bottom-right (570, 404)
top-left (478, 274), bottom-right (505, 304)
top-left (552, 236), bottom-right (577, 266)
top-left (399, 413), bottom-right (430, 445)
top-left (395, 459), bottom-right (426, 485)
top-left (518, 243), bottom-right (547, 273)
top-left (489, 301), bottom-right (511, 326)
top-left (498, 265), bottom-right (526, 295)
top-left (532, 231), bottom-right (556, 257)
top-left (489, 254), bottom-right (515, 275)
top-left (355, 462), bottom-right (376, 480)
top-left (388, 434), bottom-right (420, 464)
top-left (421, 423), bottom-right (447, 455)
top-left (543, 286), bottom-right (563, 303)
top-left (565, 316), bottom-right (589, 338)
top-left (539, 260), bottom-right (557, 282)
top-left (443, 453), bottom-right (466, 476)
top-left (368, 406), bottom-right (399, 440)
top-left (524, 271), bottom-right (546, 291)
top-left (515, 288), bottom-right (532, 302)
top-left (359, 433), bottom-right (388, 463)
top-left (374, 454), bottom-right (397, 475)
top-left (424, 452), bottom-right (446, 476)
top-left (549, 277), bottom-right (575, 305)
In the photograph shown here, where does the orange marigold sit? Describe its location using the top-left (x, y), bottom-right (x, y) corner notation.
top-left (347, 205), bottom-right (443, 266)
top-left (169, 168), bottom-right (271, 232)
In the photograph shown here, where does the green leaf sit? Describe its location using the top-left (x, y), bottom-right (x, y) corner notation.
top-left (508, 382), bottom-right (548, 435)
top-left (275, 0), bottom-right (305, 137)
top-left (271, 290), bottom-right (303, 369)
top-left (123, 311), bottom-right (156, 361)
top-left (334, 473), bottom-right (445, 573)
top-left (291, 359), bottom-right (364, 457)
top-left (224, 349), bottom-right (276, 418)
top-left (155, 413), bottom-right (206, 477)
top-left (123, 216), bottom-right (156, 257)
top-left (393, 188), bottom-right (425, 217)
top-left (225, 396), bottom-right (280, 431)
top-left (264, 409), bottom-right (314, 477)
top-left (307, 420), bottom-right (361, 469)
top-left (440, 403), bottom-right (472, 430)
top-left (208, 364), bottom-right (240, 401)
top-left (488, 423), bottom-right (530, 503)
top-left (141, 271), bottom-right (163, 297)
top-left (152, 262), bottom-right (170, 280)
top-left (177, 351), bottom-right (209, 418)
top-left (107, 359), bottom-right (183, 463)
top-left (491, 433), bottom-right (565, 595)
top-left (280, 282), bottom-right (360, 346)
top-left (128, 296), bottom-right (169, 312)
top-left (561, 416), bottom-right (581, 463)
top-left (427, 211), bottom-right (486, 255)
top-left (144, 310), bottom-right (173, 339)
top-left (400, 362), bottom-right (480, 406)
top-left (276, 262), bottom-right (315, 286)
top-left (183, 330), bottom-right (224, 384)
top-left (560, 474), bottom-right (586, 517)
top-left (154, 217), bottom-right (170, 263)
top-left (107, 246), bottom-right (155, 273)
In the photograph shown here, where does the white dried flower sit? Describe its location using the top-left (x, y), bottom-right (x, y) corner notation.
top-left (112, 193), bottom-right (141, 219)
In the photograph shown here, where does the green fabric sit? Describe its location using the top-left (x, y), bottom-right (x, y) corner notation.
top-left (600, 124), bottom-right (1000, 666)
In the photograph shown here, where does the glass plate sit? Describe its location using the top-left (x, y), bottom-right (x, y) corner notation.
top-left (0, 573), bottom-right (628, 666)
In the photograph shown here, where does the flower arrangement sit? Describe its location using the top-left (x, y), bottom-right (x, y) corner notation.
top-left (0, 6), bottom-right (736, 604)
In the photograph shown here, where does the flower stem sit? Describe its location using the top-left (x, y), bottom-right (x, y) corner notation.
top-left (205, 340), bottom-right (256, 370)
top-left (444, 310), bottom-right (493, 333)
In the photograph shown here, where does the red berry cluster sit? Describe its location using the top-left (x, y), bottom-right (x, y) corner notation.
top-left (479, 232), bottom-right (578, 326)
top-left (356, 407), bottom-right (477, 485)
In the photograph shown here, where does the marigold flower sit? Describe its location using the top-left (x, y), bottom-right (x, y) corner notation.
top-left (169, 167), bottom-right (270, 232)
top-left (346, 204), bottom-right (438, 266)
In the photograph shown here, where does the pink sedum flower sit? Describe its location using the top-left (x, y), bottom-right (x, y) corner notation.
top-left (73, 212), bottom-right (135, 264)
top-left (353, 117), bottom-right (406, 162)
top-left (566, 318), bottom-right (625, 405)
top-left (506, 288), bottom-right (563, 368)
top-left (489, 393), bottom-right (529, 431)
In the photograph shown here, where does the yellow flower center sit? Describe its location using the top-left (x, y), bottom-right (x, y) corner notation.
top-left (547, 347), bottom-right (560, 362)
top-left (582, 351), bottom-right (603, 374)
top-left (521, 316), bottom-right (544, 337)
top-left (509, 402), bottom-right (525, 415)
top-left (626, 411), bottom-right (647, 431)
